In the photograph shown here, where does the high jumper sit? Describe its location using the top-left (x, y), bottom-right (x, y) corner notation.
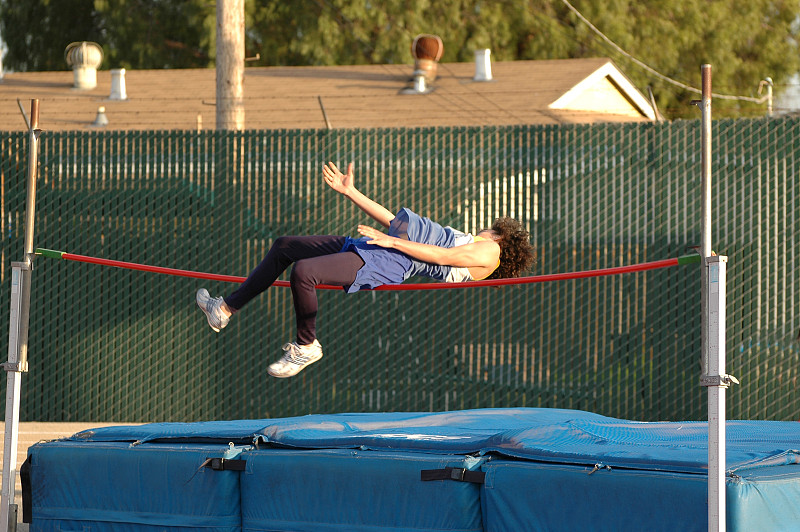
top-left (196, 162), bottom-right (535, 378)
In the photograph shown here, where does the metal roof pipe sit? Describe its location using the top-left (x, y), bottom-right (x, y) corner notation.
top-left (109, 68), bottom-right (127, 100)
top-left (473, 49), bottom-right (493, 82)
top-left (414, 72), bottom-right (427, 93)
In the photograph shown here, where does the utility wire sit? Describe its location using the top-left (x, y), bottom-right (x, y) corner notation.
top-left (561, 0), bottom-right (768, 103)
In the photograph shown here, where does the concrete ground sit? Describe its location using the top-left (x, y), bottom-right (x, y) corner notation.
top-left (0, 422), bottom-right (123, 531)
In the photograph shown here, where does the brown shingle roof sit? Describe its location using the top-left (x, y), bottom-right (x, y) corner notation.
top-left (0, 58), bottom-right (653, 132)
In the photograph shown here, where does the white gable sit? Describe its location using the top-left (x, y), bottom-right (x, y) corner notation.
top-left (549, 62), bottom-right (656, 120)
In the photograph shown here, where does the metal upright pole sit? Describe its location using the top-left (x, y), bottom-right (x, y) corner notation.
top-left (1, 99), bottom-right (41, 532)
top-left (699, 65), bottom-right (711, 382)
top-left (704, 252), bottom-right (728, 532)
top-left (697, 64), bottom-right (736, 532)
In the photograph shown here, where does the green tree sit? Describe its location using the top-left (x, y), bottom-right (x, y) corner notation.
top-left (246, 0), bottom-right (563, 66)
top-left (0, 0), bottom-right (99, 71)
top-left (95, 0), bottom-right (215, 69)
top-left (0, 0), bottom-right (215, 71)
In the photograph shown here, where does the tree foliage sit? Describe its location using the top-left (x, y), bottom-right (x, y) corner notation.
top-left (0, 0), bottom-right (99, 71)
top-left (94, 0), bottom-right (215, 69)
top-left (0, 0), bottom-right (214, 71)
top-left (2, 0), bottom-right (799, 118)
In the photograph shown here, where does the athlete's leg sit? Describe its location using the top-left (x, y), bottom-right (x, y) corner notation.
top-left (224, 235), bottom-right (347, 310)
top-left (290, 251), bottom-right (364, 345)
top-left (267, 250), bottom-right (364, 378)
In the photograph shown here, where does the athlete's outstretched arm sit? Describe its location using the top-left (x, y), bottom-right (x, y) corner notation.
top-left (323, 162), bottom-right (394, 228)
top-left (357, 225), bottom-right (500, 269)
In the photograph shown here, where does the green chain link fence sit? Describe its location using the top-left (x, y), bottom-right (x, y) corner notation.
top-left (0, 119), bottom-right (798, 422)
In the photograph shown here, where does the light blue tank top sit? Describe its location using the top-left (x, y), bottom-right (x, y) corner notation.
top-left (341, 208), bottom-right (457, 292)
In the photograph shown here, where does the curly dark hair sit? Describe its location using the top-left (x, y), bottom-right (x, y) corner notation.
top-left (487, 217), bottom-right (536, 279)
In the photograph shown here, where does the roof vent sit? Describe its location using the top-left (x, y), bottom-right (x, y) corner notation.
top-left (92, 106), bottom-right (109, 127)
top-left (411, 34), bottom-right (443, 83)
top-left (413, 72), bottom-right (427, 93)
top-left (109, 68), bottom-right (127, 100)
top-left (473, 49), bottom-right (493, 82)
top-left (65, 42), bottom-right (103, 90)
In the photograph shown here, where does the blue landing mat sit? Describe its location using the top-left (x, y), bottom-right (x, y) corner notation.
top-left (25, 408), bottom-right (800, 531)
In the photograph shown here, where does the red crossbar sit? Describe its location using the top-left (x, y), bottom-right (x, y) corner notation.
top-left (57, 252), bottom-right (682, 291)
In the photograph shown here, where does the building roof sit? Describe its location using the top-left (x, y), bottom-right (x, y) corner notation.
top-left (0, 57), bottom-right (657, 132)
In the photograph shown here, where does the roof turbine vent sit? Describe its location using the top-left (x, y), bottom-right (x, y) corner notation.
top-left (65, 41), bottom-right (103, 90)
top-left (411, 34), bottom-right (444, 84)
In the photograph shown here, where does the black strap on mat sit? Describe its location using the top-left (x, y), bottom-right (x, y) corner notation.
top-left (420, 467), bottom-right (485, 484)
top-left (205, 457), bottom-right (247, 471)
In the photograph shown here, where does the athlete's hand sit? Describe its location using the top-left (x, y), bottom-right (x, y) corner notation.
top-left (323, 162), bottom-right (354, 195)
top-left (358, 225), bottom-right (397, 248)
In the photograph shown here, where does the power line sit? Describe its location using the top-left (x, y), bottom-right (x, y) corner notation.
top-left (561, 0), bottom-right (769, 104)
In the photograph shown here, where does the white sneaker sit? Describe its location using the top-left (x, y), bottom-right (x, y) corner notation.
top-left (196, 288), bottom-right (230, 332)
top-left (268, 340), bottom-right (323, 378)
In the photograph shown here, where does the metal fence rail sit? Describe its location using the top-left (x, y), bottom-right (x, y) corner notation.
top-left (0, 120), bottom-right (798, 422)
